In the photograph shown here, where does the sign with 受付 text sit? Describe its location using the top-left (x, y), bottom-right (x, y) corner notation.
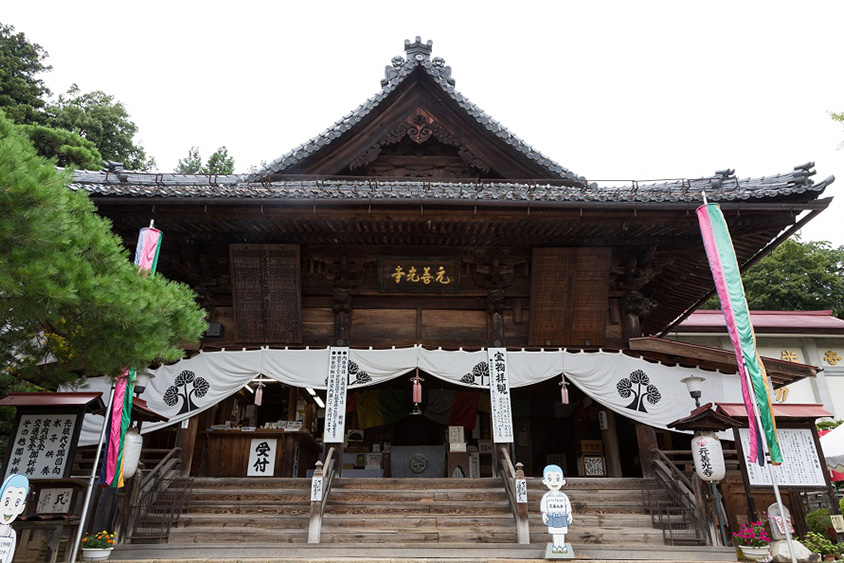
top-left (247, 438), bottom-right (277, 476)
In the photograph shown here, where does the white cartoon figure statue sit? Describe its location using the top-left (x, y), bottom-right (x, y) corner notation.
top-left (540, 464), bottom-right (573, 556)
top-left (0, 474), bottom-right (29, 563)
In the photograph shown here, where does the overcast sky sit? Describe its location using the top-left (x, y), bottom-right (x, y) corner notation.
top-left (6, 1), bottom-right (844, 246)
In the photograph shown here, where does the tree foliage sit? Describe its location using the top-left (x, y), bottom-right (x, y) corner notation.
top-left (704, 239), bottom-right (844, 318)
top-left (176, 146), bottom-right (235, 174)
top-left (46, 85), bottom-right (154, 170)
top-left (16, 122), bottom-right (101, 169)
top-left (0, 111), bottom-right (206, 393)
top-left (0, 22), bottom-right (50, 125)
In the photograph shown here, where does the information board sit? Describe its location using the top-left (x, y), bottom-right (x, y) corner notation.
top-left (323, 347), bottom-right (349, 443)
top-left (4, 414), bottom-right (76, 480)
top-left (739, 428), bottom-right (827, 487)
top-left (488, 347), bottom-right (514, 443)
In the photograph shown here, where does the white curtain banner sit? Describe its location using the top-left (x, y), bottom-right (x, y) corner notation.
top-left (65, 346), bottom-right (747, 445)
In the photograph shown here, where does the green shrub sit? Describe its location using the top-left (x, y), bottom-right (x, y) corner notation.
top-left (801, 532), bottom-right (835, 555)
top-left (806, 508), bottom-right (833, 537)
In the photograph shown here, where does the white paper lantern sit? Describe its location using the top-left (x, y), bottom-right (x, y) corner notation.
top-left (691, 431), bottom-right (725, 482)
top-left (122, 429), bottom-right (144, 479)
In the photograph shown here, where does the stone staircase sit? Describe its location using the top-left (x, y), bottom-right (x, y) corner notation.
top-left (168, 477), bottom-right (312, 544)
top-left (167, 475), bottom-right (667, 546)
top-left (111, 475), bottom-right (736, 561)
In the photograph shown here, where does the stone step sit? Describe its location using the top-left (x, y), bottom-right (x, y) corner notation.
top-left (179, 514), bottom-right (310, 528)
top-left (327, 489), bottom-right (509, 502)
top-left (190, 477), bottom-right (311, 489)
top-left (185, 501), bottom-right (311, 515)
top-left (324, 501), bottom-right (513, 516)
top-left (111, 542), bottom-right (739, 561)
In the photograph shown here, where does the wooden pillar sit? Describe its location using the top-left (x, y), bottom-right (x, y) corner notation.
top-left (288, 387), bottom-right (299, 421)
top-left (635, 422), bottom-right (658, 478)
top-left (600, 409), bottom-right (623, 477)
top-left (178, 416), bottom-right (200, 477)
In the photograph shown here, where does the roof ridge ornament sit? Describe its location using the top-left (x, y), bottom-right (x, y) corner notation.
top-left (382, 37), bottom-right (455, 88)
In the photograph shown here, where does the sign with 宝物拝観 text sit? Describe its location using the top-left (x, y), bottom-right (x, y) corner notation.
top-left (488, 348), bottom-right (514, 443)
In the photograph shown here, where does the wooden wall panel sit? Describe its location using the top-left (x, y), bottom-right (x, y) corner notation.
top-left (420, 310), bottom-right (487, 346)
top-left (230, 244), bottom-right (302, 344)
top-left (528, 248), bottom-right (611, 346)
top-left (302, 307), bottom-right (334, 343)
top-left (351, 309), bottom-right (418, 346)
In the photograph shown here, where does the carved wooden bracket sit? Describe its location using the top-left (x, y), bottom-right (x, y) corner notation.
top-left (310, 254), bottom-right (376, 288)
top-left (350, 107), bottom-right (490, 172)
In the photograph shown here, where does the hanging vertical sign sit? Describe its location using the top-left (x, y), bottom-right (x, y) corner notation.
top-left (323, 347), bottom-right (349, 444)
top-left (247, 438), bottom-right (277, 476)
top-left (488, 348), bottom-right (514, 443)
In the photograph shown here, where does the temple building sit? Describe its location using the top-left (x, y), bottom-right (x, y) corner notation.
top-left (62, 38), bottom-right (838, 553)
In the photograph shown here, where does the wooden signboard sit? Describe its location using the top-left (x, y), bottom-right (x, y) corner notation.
top-left (378, 257), bottom-right (460, 293)
top-left (528, 248), bottom-right (610, 346)
top-left (230, 244), bottom-right (302, 344)
top-left (2, 411), bottom-right (83, 480)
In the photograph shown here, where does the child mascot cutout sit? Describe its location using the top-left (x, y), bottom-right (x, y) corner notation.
top-left (0, 474), bottom-right (29, 563)
top-left (540, 464), bottom-right (573, 557)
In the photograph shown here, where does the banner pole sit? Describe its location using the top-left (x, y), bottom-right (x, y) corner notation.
top-left (743, 363), bottom-right (796, 563)
top-left (70, 384), bottom-right (116, 563)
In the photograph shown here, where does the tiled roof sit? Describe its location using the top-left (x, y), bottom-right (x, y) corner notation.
top-left (69, 165), bottom-right (832, 205)
top-left (245, 37), bottom-right (581, 182)
top-left (679, 310), bottom-right (844, 333)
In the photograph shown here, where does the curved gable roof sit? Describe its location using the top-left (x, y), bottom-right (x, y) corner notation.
top-left (246, 37), bottom-right (581, 183)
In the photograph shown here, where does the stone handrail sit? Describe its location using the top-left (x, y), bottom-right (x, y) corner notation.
top-left (307, 446), bottom-right (337, 543)
top-left (498, 445), bottom-right (530, 544)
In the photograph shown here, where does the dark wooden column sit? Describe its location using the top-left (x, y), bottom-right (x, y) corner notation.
top-left (332, 288), bottom-right (351, 346)
top-left (487, 289), bottom-right (505, 347)
top-left (600, 409), bottom-right (623, 477)
top-left (635, 422), bottom-right (658, 478)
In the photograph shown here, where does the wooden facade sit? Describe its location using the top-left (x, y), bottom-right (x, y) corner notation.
top-left (70, 38), bottom-right (832, 481)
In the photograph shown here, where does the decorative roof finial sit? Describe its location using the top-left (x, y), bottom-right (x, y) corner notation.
top-left (404, 36), bottom-right (433, 61)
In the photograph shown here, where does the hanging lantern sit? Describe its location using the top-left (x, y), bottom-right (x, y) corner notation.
top-left (410, 370), bottom-right (424, 415)
top-left (122, 429), bottom-right (144, 479)
top-left (559, 374), bottom-right (570, 405)
top-left (690, 430), bottom-right (726, 482)
top-left (255, 381), bottom-right (264, 406)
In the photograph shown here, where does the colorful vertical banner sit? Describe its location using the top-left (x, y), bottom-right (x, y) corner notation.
top-left (323, 347), bottom-right (349, 443)
top-left (100, 224), bottom-right (161, 487)
top-left (134, 226), bottom-right (162, 275)
top-left (696, 202), bottom-right (782, 465)
top-left (488, 347), bottom-right (514, 443)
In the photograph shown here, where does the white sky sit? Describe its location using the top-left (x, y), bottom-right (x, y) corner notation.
top-left (5, 1), bottom-right (844, 246)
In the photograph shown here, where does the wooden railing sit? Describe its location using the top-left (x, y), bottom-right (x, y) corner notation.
top-left (308, 446), bottom-right (337, 543)
top-left (646, 448), bottom-right (711, 546)
top-left (123, 446), bottom-right (191, 544)
top-left (497, 445), bottom-right (530, 544)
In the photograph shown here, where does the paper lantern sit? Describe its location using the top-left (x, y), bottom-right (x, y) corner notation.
top-left (691, 431), bottom-right (725, 482)
top-left (122, 429), bottom-right (144, 479)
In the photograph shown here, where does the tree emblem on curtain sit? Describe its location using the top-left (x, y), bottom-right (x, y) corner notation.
top-left (460, 361), bottom-right (489, 386)
top-left (347, 361), bottom-right (372, 386)
top-left (616, 370), bottom-right (661, 413)
top-left (163, 370), bottom-right (210, 414)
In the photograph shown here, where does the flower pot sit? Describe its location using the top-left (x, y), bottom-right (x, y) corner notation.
top-left (738, 545), bottom-right (770, 561)
top-left (81, 547), bottom-right (113, 561)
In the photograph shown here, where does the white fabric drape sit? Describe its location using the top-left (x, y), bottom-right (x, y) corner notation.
top-left (66, 346), bottom-right (745, 446)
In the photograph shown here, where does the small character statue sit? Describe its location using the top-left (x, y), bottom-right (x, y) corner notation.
top-left (540, 464), bottom-right (573, 556)
top-left (0, 474), bottom-right (29, 563)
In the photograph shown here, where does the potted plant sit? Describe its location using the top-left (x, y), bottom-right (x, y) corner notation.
top-left (732, 521), bottom-right (771, 561)
top-left (801, 532), bottom-right (836, 561)
top-left (80, 530), bottom-right (116, 561)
